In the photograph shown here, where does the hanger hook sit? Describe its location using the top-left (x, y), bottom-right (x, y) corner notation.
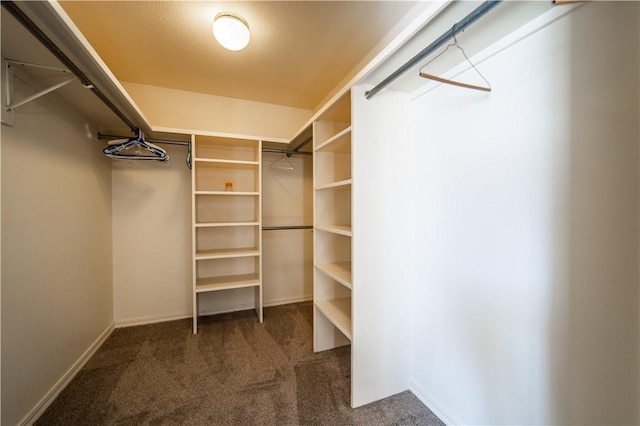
top-left (419, 22), bottom-right (492, 92)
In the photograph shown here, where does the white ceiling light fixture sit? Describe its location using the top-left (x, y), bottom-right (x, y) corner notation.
top-left (212, 12), bottom-right (250, 51)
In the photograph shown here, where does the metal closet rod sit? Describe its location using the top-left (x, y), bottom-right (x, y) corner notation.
top-left (99, 133), bottom-right (313, 156)
top-left (262, 225), bottom-right (313, 231)
top-left (98, 133), bottom-right (189, 147)
top-left (1, 1), bottom-right (137, 131)
top-left (365, 0), bottom-right (502, 100)
top-left (262, 148), bottom-right (312, 157)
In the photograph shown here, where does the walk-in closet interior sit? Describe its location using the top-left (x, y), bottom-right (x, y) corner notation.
top-left (2, 1), bottom-right (639, 425)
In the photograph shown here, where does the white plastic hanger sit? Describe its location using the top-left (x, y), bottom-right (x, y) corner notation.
top-left (103, 129), bottom-right (168, 162)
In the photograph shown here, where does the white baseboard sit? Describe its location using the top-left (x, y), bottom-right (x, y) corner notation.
top-left (115, 312), bottom-right (191, 328)
top-left (264, 295), bottom-right (312, 307)
top-left (409, 379), bottom-right (462, 426)
top-left (199, 301), bottom-right (257, 317)
top-left (198, 296), bottom-right (312, 318)
top-left (115, 297), bottom-right (313, 328)
top-left (21, 322), bottom-right (115, 425)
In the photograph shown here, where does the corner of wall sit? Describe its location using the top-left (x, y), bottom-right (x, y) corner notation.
top-left (19, 322), bottom-right (115, 425)
top-left (409, 379), bottom-right (461, 426)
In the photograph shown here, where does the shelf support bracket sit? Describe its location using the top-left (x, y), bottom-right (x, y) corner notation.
top-left (4, 59), bottom-right (78, 112)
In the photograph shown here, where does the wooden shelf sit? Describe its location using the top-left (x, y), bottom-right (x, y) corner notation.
top-left (196, 248), bottom-right (260, 260)
top-left (195, 191), bottom-right (259, 196)
top-left (315, 127), bottom-right (352, 153)
top-left (315, 262), bottom-right (352, 289)
top-left (315, 298), bottom-right (352, 340)
top-left (195, 221), bottom-right (260, 228)
top-left (315, 179), bottom-right (352, 191)
top-left (195, 273), bottom-right (261, 293)
top-left (194, 158), bottom-right (260, 167)
top-left (315, 224), bottom-right (352, 237)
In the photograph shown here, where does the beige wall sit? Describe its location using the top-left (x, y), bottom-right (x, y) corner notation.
top-left (111, 84), bottom-right (316, 325)
top-left (122, 82), bottom-right (312, 142)
top-left (261, 152), bottom-right (313, 306)
top-left (113, 149), bottom-right (314, 324)
top-left (111, 145), bottom-right (192, 325)
top-left (1, 78), bottom-right (114, 425)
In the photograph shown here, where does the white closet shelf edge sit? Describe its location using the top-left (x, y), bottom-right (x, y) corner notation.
top-left (195, 222), bottom-right (260, 228)
top-left (314, 225), bottom-right (352, 237)
top-left (315, 298), bottom-right (352, 340)
top-left (315, 262), bottom-right (352, 289)
top-left (194, 191), bottom-right (260, 196)
top-left (194, 158), bottom-right (260, 166)
top-left (314, 179), bottom-right (352, 191)
top-left (195, 274), bottom-right (261, 293)
top-left (314, 126), bottom-right (352, 152)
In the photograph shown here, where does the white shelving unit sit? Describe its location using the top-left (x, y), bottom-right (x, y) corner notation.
top-left (191, 135), bottom-right (263, 333)
top-left (313, 92), bottom-right (353, 353)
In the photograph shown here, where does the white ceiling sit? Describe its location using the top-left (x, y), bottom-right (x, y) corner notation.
top-left (59, 1), bottom-right (419, 111)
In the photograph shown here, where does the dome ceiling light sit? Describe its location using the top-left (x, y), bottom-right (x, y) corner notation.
top-left (212, 12), bottom-right (250, 51)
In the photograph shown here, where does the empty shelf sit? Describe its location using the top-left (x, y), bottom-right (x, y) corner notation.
top-left (315, 179), bottom-right (352, 191)
top-left (315, 262), bottom-right (352, 289)
top-left (195, 221), bottom-right (260, 228)
top-left (314, 127), bottom-right (352, 153)
top-left (195, 273), bottom-right (260, 293)
top-left (315, 224), bottom-right (352, 237)
top-left (195, 191), bottom-right (259, 196)
top-left (194, 158), bottom-right (259, 167)
top-left (315, 298), bottom-right (352, 340)
top-left (196, 248), bottom-right (260, 260)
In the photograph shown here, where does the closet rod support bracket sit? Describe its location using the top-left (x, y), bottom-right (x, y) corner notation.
top-left (4, 59), bottom-right (78, 112)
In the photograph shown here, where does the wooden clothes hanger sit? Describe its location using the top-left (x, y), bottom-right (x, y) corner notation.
top-left (419, 28), bottom-right (492, 93)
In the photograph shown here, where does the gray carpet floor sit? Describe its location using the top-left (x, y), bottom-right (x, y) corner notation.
top-left (36, 302), bottom-right (444, 425)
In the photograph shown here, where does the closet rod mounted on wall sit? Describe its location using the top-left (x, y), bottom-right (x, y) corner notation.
top-left (262, 148), bottom-right (312, 157)
top-left (262, 225), bottom-right (313, 231)
top-left (101, 134), bottom-right (313, 156)
top-left (364, 0), bottom-right (502, 100)
top-left (1, 1), bottom-right (137, 131)
top-left (98, 133), bottom-right (189, 147)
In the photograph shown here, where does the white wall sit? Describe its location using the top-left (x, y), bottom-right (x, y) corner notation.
top-left (262, 152), bottom-right (313, 306)
top-left (406, 2), bottom-right (639, 424)
top-left (351, 86), bottom-right (412, 407)
top-left (123, 82), bottom-right (312, 142)
top-left (111, 145), bottom-right (192, 325)
top-left (1, 78), bottom-right (114, 425)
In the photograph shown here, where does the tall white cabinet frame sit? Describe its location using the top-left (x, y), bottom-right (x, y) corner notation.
top-left (313, 93), bottom-right (353, 358)
top-left (312, 88), bottom-right (409, 408)
top-left (191, 135), bottom-right (263, 333)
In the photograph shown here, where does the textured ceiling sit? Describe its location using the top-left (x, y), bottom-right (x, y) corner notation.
top-left (60, 1), bottom-right (418, 111)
